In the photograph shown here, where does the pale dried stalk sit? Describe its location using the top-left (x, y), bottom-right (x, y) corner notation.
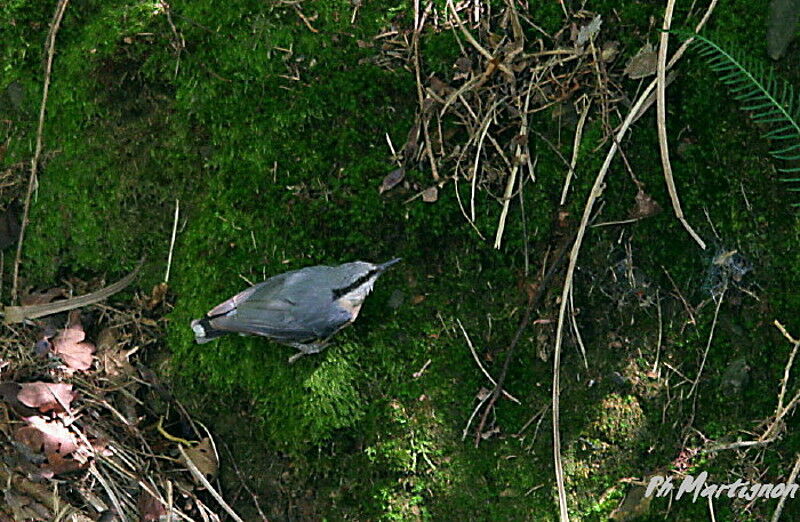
top-left (12, 0), bottom-right (70, 302)
top-left (179, 445), bottom-right (244, 522)
top-left (3, 258), bottom-right (143, 323)
top-left (494, 82), bottom-right (534, 248)
top-left (657, 0), bottom-right (706, 249)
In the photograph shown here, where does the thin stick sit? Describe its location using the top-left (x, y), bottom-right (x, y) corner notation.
top-left (560, 97), bottom-right (591, 205)
top-left (652, 289), bottom-right (663, 374)
top-left (164, 199), bottom-right (180, 283)
top-left (656, 0), bottom-right (706, 250)
top-left (463, 393), bottom-right (490, 441)
top-left (445, 0), bottom-right (514, 78)
top-left (413, 0), bottom-right (440, 182)
top-left (179, 445), bottom-right (245, 522)
top-left (471, 107), bottom-right (495, 222)
top-left (12, 0), bottom-right (70, 302)
top-left (568, 286), bottom-right (588, 370)
top-left (495, 82), bottom-right (533, 248)
top-left (772, 453), bottom-right (800, 522)
top-left (457, 318), bottom-right (521, 404)
top-left (705, 437), bottom-right (777, 453)
top-left (687, 285), bottom-right (725, 399)
top-left (774, 320), bottom-right (800, 414)
top-left (475, 229), bottom-right (576, 447)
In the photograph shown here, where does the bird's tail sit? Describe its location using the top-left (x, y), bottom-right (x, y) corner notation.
top-left (191, 317), bottom-right (229, 344)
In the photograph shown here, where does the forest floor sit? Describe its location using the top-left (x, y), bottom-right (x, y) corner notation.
top-left (1, 0), bottom-right (799, 520)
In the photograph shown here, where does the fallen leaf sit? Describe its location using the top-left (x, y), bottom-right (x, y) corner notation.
top-left (422, 186), bottom-right (438, 203)
top-left (182, 438), bottom-right (219, 481)
top-left (16, 417), bottom-right (80, 456)
top-left (138, 490), bottom-right (167, 521)
top-left (624, 43), bottom-right (657, 79)
top-left (630, 189), bottom-right (661, 218)
top-left (403, 122), bottom-right (420, 157)
top-left (52, 315), bottom-right (95, 371)
top-left (454, 56), bottom-right (472, 73)
top-left (45, 452), bottom-right (85, 475)
top-left (20, 287), bottom-right (65, 307)
top-left (96, 327), bottom-right (135, 379)
top-left (576, 15), bottom-right (602, 46)
top-left (5, 490), bottom-right (52, 521)
top-left (145, 282), bottom-right (169, 310)
top-left (33, 337), bottom-right (52, 357)
top-left (429, 76), bottom-right (453, 96)
top-left (0, 382), bottom-right (38, 416)
top-left (17, 382), bottom-right (75, 413)
top-left (476, 387), bottom-right (491, 401)
top-left (601, 41), bottom-right (619, 62)
top-left (767, 0), bottom-right (800, 59)
top-left (379, 168), bottom-right (405, 194)
top-left (610, 483), bottom-right (653, 520)
top-left (411, 294), bottom-right (426, 305)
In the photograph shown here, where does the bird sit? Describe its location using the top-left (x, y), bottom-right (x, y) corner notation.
top-left (190, 258), bottom-right (401, 362)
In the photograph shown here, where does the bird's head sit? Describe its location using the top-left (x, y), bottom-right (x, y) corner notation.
top-left (331, 258), bottom-right (401, 307)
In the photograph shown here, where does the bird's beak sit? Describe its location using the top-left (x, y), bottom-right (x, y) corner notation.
top-left (379, 258), bottom-right (402, 271)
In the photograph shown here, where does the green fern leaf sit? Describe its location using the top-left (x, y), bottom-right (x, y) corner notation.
top-left (675, 31), bottom-right (800, 203)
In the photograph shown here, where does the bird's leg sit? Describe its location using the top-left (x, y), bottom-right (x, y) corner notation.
top-left (287, 341), bottom-right (328, 364)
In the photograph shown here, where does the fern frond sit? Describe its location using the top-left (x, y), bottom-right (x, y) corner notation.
top-left (675, 31), bottom-right (800, 204)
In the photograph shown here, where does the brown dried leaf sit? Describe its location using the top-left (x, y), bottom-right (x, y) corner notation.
top-left (0, 382), bottom-right (38, 416)
top-left (183, 438), bottom-right (219, 481)
top-left (185, 437), bottom-right (219, 480)
top-left (138, 490), bottom-right (167, 521)
top-left (454, 56), bottom-right (472, 73)
top-left (630, 189), bottom-right (662, 218)
top-left (145, 282), bottom-right (169, 310)
top-left (379, 168), bottom-right (405, 194)
top-left (422, 186), bottom-right (438, 203)
top-left (429, 76), bottom-right (453, 96)
top-left (20, 287), bottom-right (65, 307)
top-left (96, 327), bottom-right (135, 379)
top-left (624, 43), bottom-right (657, 79)
top-left (601, 41), bottom-right (619, 62)
top-left (44, 452), bottom-right (85, 475)
top-left (16, 417), bottom-right (80, 456)
top-left (17, 382), bottom-right (75, 413)
top-left (403, 122), bottom-right (420, 157)
top-left (610, 483), bottom-right (653, 520)
top-left (52, 317), bottom-right (95, 371)
top-left (476, 387), bottom-right (491, 401)
top-left (5, 490), bottom-right (52, 521)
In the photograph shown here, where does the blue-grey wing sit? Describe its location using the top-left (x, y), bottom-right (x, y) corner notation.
top-left (205, 271), bottom-right (350, 342)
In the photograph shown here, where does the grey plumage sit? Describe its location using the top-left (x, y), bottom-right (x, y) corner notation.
top-left (191, 259), bottom-right (400, 362)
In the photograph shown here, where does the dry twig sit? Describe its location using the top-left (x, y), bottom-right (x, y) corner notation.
top-left (656, 0), bottom-right (706, 250)
top-left (12, 0), bottom-right (70, 303)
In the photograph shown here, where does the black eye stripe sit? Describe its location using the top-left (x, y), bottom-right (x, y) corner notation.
top-left (332, 269), bottom-right (380, 299)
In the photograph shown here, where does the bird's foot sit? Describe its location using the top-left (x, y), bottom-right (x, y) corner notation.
top-left (287, 341), bottom-right (328, 364)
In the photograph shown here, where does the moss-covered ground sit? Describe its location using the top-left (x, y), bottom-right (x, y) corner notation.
top-left (2, 0), bottom-right (799, 519)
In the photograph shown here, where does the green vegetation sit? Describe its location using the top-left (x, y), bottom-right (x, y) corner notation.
top-left (678, 31), bottom-right (800, 201)
top-left (2, 0), bottom-right (799, 519)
